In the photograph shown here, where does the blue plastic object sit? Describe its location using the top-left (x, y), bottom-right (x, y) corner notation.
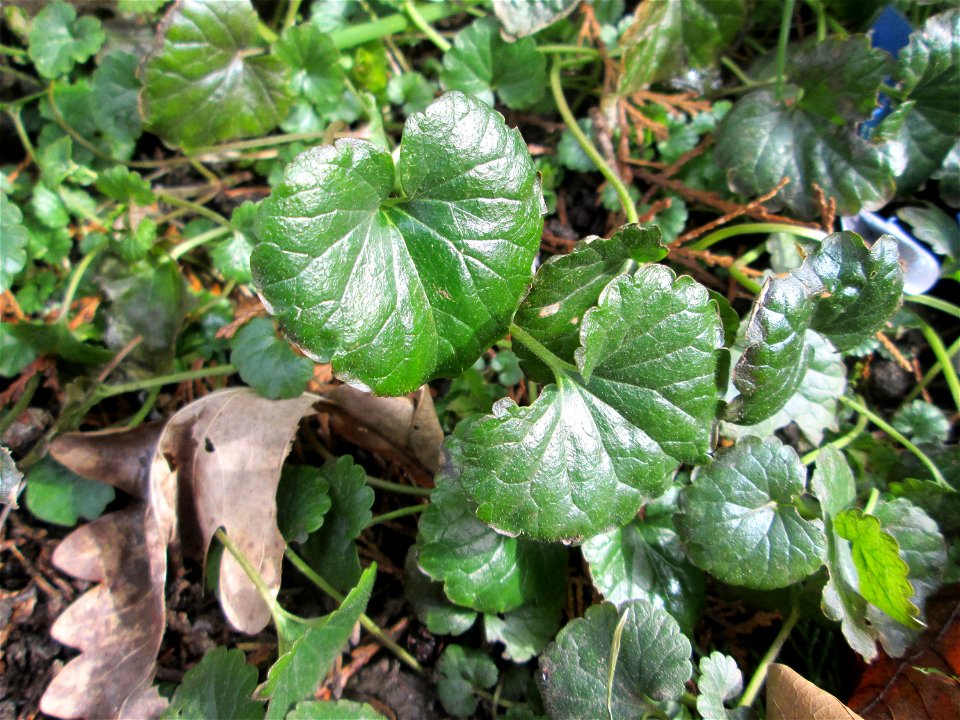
top-left (841, 211), bottom-right (940, 294)
top-left (861, 5), bottom-right (914, 138)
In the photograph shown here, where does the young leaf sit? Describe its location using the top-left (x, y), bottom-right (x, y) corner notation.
top-left (417, 464), bottom-right (567, 613)
top-left (458, 265), bottom-right (723, 540)
top-left (285, 700), bottom-right (385, 719)
top-left (252, 92), bottom-right (545, 396)
top-left (493, 0), bottom-right (580, 39)
top-left (212, 201), bottom-right (259, 284)
top-left (261, 567), bottom-right (375, 720)
top-left (538, 600), bottom-right (693, 720)
top-left (387, 72), bottom-right (436, 116)
top-left (141, 0), bottom-right (292, 149)
top-left (436, 644), bottom-right (499, 718)
top-left (27, 1), bottom-right (105, 79)
top-left (95, 166), bottom-right (155, 205)
top-left (677, 436), bottom-right (827, 590)
top-left (231, 317), bottom-right (315, 400)
top-left (276, 465), bottom-right (331, 544)
top-left (484, 604), bottom-right (563, 663)
top-left (403, 547), bottom-right (477, 636)
top-left (697, 652), bottom-right (743, 720)
top-left (0, 194), bottom-right (28, 293)
top-left (25, 457), bottom-right (115, 527)
top-left (714, 90), bottom-right (894, 219)
top-left (161, 647), bottom-right (264, 720)
top-left (892, 400), bottom-right (951, 445)
top-left (834, 509), bottom-right (922, 629)
top-left (440, 18), bottom-right (546, 110)
top-left (300, 456), bottom-right (374, 592)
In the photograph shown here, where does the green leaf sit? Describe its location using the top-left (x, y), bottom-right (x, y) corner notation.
top-left (161, 647), bottom-right (264, 720)
top-left (1, 446), bottom-right (25, 508)
top-left (619, 0), bottom-right (745, 94)
top-left (403, 547), bottom-right (477, 636)
top-left (892, 400), bottom-right (951, 446)
top-left (30, 185), bottom-right (69, 229)
top-left (512, 224), bottom-right (667, 382)
top-left (898, 204), bottom-right (960, 260)
top-left (96, 166), bottom-right (155, 205)
top-left (696, 652), bottom-right (743, 720)
top-left (459, 265), bottom-right (723, 540)
top-left (90, 51), bottom-right (143, 145)
top-left (538, 600), bottom-right (692, 720)
top-left (436, 645), bottom-right (499, 718)
top-left (275, 24), bottom-right (346, 122)
top-left (417, 464), bottom-right (567, 613)
top-left (263, 567), bottom-right (375, 720)
top-left (387, 71), bottom-right (437, 116)
top-left (493, 0), bottom-right (580, 39)
top-left (581, 487), bottom-right (705, 636)
top-left (285, 700), bottom-right (385, 719)
top-left (787, 36), bottom-right (891, 124)
top-left (0, 194), bottom-right (28, 293)
top-left (37, 136), bottom-right (79, 189)
top-left (25, 457), bottom-right (115, 527)
top-left (714, 89), bottom-right (894, 219)
top-left (277, 465), bottom-right (331, 544)
top-left (677, 436), bottom-right (826, 589)
top-left (300, 457), bottom-right (374, 592)
top-left (440, 18), bottom-right (546, 110)
top-left (231, 318), bottom-right (315, 400)
top-left (252, 92), bottom-right (544, 396)
top-left (723, 330), bottom-right (845, 446)
top-left (557, 118), bottom-right (597, 172)
top-left (834, 509), bottom-right (921, 629)
top-left (484, 604), bottom-right (562, 663)
top-left (9, 322), bottom-right (113, 366)
top-left (212, 202), bottom-right (258, 284)
top-left (0, 322), bottom-right (36, 378)
top-left (27, 1), bottom-right (105, 79)
top-left (141, 0), bottom-right (292, 149)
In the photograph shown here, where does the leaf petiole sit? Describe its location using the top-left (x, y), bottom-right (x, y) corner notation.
top-left (508, 323), bottom-right (578, 379)
top-left (738, 598), bottom-right (800, 707)
top-left (404, 0), bottom-right (451, 52)
top-left (689, 222), bottom-right (825, 251)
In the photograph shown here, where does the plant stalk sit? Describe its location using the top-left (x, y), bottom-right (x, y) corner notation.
top-left (690, 222), bottom-right (825, 251)
top-left (365, 476), bottom-right (433, 496)
top-left (916, 319), bottom-right (960, 412)
top-left (97, 364), bottom-right (235, 399)
top-left (0, 375), bottom-right (40, 437)
top-left (905, 336), bottom-right (960, 403)
top-left (738, 600), bottom-right (800, 707)
top-left (906, 293), bottom-right (960, 319)
top-left (404, 0), bottom-right (451, 52)
top-left (775, 0), bottom-right (797, 102)
top-left (366, 503), bottom-right (426, 527)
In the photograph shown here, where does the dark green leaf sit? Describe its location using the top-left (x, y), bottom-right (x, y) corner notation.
top-left (436, 645), bottom-right (498, 718)
top-left (141, 0), bottom-right (292, 149)
top-left (0, 323), bottom-right (36, 378)
top-left (484, 605), bottom-right (562, 663)
top-left (538, 600), bottom-right (692, 719)
top-left (161, 647), bottom-right (264, 720)
top-left (275, 24), bottom-right (347, 123)
top-left (300, 457), bottom-right (374, 592)
top-left (892, 400), bottom-right (951, 445)
top-left (96, 166), bottom-right (155, 205)
top-left (417, 466), bottom-right (567, 613)
top-left (212, 202), bottom-right (258, 284)
top-left (28, 1), bottom-right (105, 79)
top-left (493, 0), bottom-right (580, 39)
top-left (252, 92), bottom-right (544, 396)
top-left (512, 224), bottom-right (667, 382)
top-left (0, 194), bottom-right (28, 293)
top-left (25, 457), bottom-right (115, 527)
top-left (697, 652), bottom-right (743, 720)
top-left (619, 0), bottom-right (745, 93)
top-left (262, 567), bottom-right (375, 720)
top-left (440, 18), bottom-right (546, 110)
top-left (714, 89), bottom-right (894, 219)
top-left (231, 318), bottom-right (315, 400)
top-left (277, 465), bottom-right (331, 544)
top-left (91, 51), bottom-right (143, 144)
top-left (387, 71), bottom-right (436, 116)
top-left (117, 218), bottom-right (158, 263)
top-left (677, 436), bottom-right (826, 589)
top-left (403, 547), bottom-right (477, 636)
top-left (897, 204), bottom-right (959, 260)
top-left (285, 700), bottom-right (385, 719)
top-left (9, 322), bottom-right (113, 366)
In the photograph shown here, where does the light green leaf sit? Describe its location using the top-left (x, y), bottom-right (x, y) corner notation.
top-left (1, 446), bottom-right (24, 508)
top-left (263, 567), bottom-right (375, 720)
top-left (300, 457), bottom-right (374, 592)
top-left (95, 166), bottom-right (155, 205)
top-left (493, 0), bottom-right (580, 39)
top-left (275, 24), bottom-right (346, 123)
top-left (0, 322), bottom-right (36, 378)
top-left (161, 647), bottom-right (264, 720)
top-left (30, 185), bottom-right (69, 229)
top-left (277, 465), bottom-right (331, 544)
top-left (231, 318), bottom-right (315, 400)
top-left (538, 600), bottom-right (692, 720)
top-left (436, 645), bottom-right (499, 718)
top-left (91, 51), bottom-right (143, 144)
top-left (834, 508), bottom-right (922, 629)
top-left (696, 652), bottom-right (743, 720)
top-left (28, 1), bottom-right (105, 79)
top-left (285, 700), bottom-right (385, 719)
top-left (619, 0), bottom-right (745, 94)
top-left (0, 194), bottom-right (28, 293)
top-left (387, 72), bottom-right (437, 116)
top-left (714, 89), bottom-right (894, 219)
top-left (512, 224), bottom-right (667, 382)
top-left (26, 457), bottom-right (115, 527)
top-left (892, 400), bottom-right (951, 445)
top-left (459, 265), bottom-right (723, 540)
top-left (582, 488), bottom-right (705, 636)
top-left (417, 465), bottom-right (567, 613)
top-left (898, 204), bottom-right (960, 260)
top-left (212, 202), bottom-right (258, 284)
top-left (37, 136), bottom-right (78, 188)
top-left (118, 0), bottom-right (168, 14)
top-left (141, 0), bottom-right (292, 149)
top-left (557, 118), bottom-right (596, 172)
top-left (440, 18), bottom-right (546, 110)
top-left (677, 436), bottom-right (826, 589)
top-left (403, 547), bottom-right (477, 636)
top-left (252, 92), bottom-right (544, 396)
top-left (484, 604), bottom-right (563, 663)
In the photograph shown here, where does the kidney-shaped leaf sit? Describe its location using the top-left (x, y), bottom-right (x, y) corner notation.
top-left (677, 436), bottom-right (826, 589)
top-left (252, 92), bottom-right (544, 396)
top-left (141, 0), bottom-right (292, 149)
top-left (538, 600), bottom-right (693, 720)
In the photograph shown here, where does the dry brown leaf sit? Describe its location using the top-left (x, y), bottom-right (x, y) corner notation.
top-left (767, 664), bottom-right (864, 720)
top-left (320, 384), bottom-right (443, 474)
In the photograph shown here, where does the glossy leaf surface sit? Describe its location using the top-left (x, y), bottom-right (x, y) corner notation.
top-left (231, 318), bottom-right (315, 400)
top-left (484, 604), bottom-right (562, 663)
top-left (493, 0), bottom-right (580, 39)
top-left (252, 92), bottom-right (544, 395)
top-left (403, 547), bottom-right (477, 636)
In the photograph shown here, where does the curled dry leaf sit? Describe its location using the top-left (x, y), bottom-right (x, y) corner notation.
top-left (767, 664), bottom-right (863, 720)
top-left (39, 389), bottom-right (318, 719)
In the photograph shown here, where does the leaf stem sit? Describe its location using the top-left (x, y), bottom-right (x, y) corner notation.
top-left (329, 2), bottom-right (469, 50)
top-left (837, 395), bottom-right (951, 491)
top-left (365, 503), bottom-right (426, 527)
top-left (800, 411), bottom-right (869, 465)
top-left (6, 107), bottom-right (37, 165)
top-left (916, 318), bottom-right (960, 412)
top-left (58, 249), bottom-right (101, 326)
top-left (774, 0), bottom-right (797, 102)
top-left (216, 528), bottom-right (280, 609)
top-left (549, 60), bottom-right (638, 224)
top-left (156, 192), bottom-right (233, 230)
top-left (727, 264), bottom-right (762, 294)
top-left (365, 475), bottom-right (433, 496)
top-left (690, 222), bottom-right (825, 251)
top-left (906, 293), bottom-right (960, 319)
top-left (738, 599), bottom-right (800, 708)
top-left (283, 546), bottom-right (425, 675)
top-left (283, 0), bottom-right (303, 29)
top-left (538, 44), bottom-right (603, 58)
top-left (905, 336), bottom-right (960, 403)
top-left (167, 226), bottom-right (232, 261)
top-left (0, 43), bottom-right (26, 57)
top-left (97, 364), bottom-right (235, 399)
top-left (863, 487), bottom-right (880, 515)
top-left (126, 385), bottom-right (161, 428)
top-left (404, 0), bottom-right (451, 52)
top-left (508, 323), bottom-right (579, 378)
top-left (191, 130), bottom-right (330, 155)
top-left (0, 374), bottom-right (40, 437)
